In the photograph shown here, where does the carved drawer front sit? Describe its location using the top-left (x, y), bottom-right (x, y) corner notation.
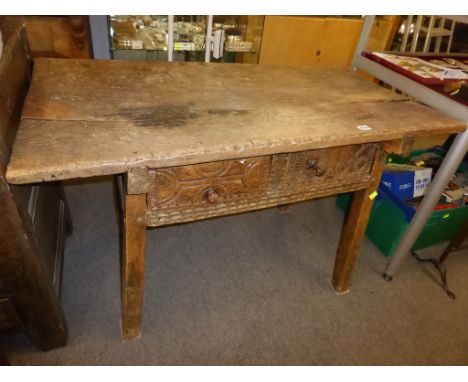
top-left (146, 143), bottom-right (378, 227)
top-left (147, 156), bottom-right (271, 226)
top-left (270, 143), bottom-right (377, 193)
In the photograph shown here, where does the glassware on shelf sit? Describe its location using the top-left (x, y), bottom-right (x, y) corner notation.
top-left (109, 15), bottom-right (264, 62)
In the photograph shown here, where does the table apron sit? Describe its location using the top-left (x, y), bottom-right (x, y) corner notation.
top-left (142, 143), bottom-right (378, 227)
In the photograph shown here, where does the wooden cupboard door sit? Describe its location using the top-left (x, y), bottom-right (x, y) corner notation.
top-left (367, 16), bottom-right (402, 51)
top-left (318, 18), bottom-right (363, 67)
top-left (259, 16), bottom-right (323, 66)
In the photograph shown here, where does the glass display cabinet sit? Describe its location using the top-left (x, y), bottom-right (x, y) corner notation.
top-left (108, 15), bottom-right (264, 64)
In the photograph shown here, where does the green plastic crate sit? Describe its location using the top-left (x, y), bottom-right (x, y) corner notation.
top-left (386, 148), bottom-right (468, 173)
top-left (336, 193), bottom-right (468, 257)
top-left (337, 148), bottom-right (468, 258)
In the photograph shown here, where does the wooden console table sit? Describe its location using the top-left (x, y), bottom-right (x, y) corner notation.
top-left (6, 59), bottom-right (465, 340)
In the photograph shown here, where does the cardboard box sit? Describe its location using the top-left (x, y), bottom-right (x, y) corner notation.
top-left (381, 164), bottom-right (432, 201)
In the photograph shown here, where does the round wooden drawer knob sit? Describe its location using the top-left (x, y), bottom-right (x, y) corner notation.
top-left (205, 188), bottom-right (221, 203)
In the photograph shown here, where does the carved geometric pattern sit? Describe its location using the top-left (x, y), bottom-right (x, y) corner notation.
top-left (335, 143), bottom-right (376, 174)
top-left (148, 156), bottom-right (271, 210)
top-left (147, 177), bottom-right (371, 226)
top-left (271, 143), bottom-right (376, 193)
top-left (146, 144), bottom-right (378, 227)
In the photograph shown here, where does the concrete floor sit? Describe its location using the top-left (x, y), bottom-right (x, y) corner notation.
top-left (2, 177), bottom-right (468, 365)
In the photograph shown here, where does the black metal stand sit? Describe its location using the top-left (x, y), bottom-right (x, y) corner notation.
top-left (411, 250), bottom-right (456, 299)
top-left (411, 218), bottom-right (468, 300)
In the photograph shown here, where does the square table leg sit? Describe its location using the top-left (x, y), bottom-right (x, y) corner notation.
top-left (121, 193), bottom-right (147, 340)
top-left (331, 146), bottom-right (387, 293)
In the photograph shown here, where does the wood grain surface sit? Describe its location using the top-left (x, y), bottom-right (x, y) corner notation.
top-left (146, 144), bottom-right (376, 227)
top-left (121, 192), bottom-right (146, 340)
top-left (0, 17), bottom-right (31, 172)
top-left (0, 19), bottom-right (69, 350)
top-left (332, 146), bottom-right (387, 293)
top-left (6, 58), bottom-right (465, 184)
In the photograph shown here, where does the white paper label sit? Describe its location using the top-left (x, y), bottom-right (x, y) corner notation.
top-left (131, 40), bottom-right (143, 50)
top-left (356, 125), bottom-right (372, 131)
top-left (413, 168), bottom-right (432, 198)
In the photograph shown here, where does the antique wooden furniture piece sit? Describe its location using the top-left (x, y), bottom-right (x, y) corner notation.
top-left (1, 16), bottom-right (92, 59)
top-left (6, 59), bottom-right (465, 340)
top-left (259, 16), bottom-right (401, 67)
top-left (0, 19), bottom-right (72, 350)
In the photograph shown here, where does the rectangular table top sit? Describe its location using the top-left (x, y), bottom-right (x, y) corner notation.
top-left (6, 58), bottom-right (465, 184)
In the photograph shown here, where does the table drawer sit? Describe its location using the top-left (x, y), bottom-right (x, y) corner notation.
top-left (269, 143), bottom-right (377, 193)
top-left (146, 143), bottom-right (377, 226)
top-left (147, 156), bottom-right (272, 225)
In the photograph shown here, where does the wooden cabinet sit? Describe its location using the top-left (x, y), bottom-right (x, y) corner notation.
top-left (12, 16), bottom-right (91, 59)
top-left (259, 16), bottom-right (399, 67)
top-left (0, 17), bottom-right (72, 351)
top-left (259, 16), bottom-right (324, 66)
top-left (319, 18), bottom-right (363, 66)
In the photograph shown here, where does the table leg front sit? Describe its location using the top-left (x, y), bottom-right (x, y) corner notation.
top-left (122, 193), bottom-right (147, 340)
top-left (332, 147), bottom-right (387, 293)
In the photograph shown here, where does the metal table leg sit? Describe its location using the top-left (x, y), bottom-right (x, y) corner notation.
top-left (352, 16), bottom-right (468, 281)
